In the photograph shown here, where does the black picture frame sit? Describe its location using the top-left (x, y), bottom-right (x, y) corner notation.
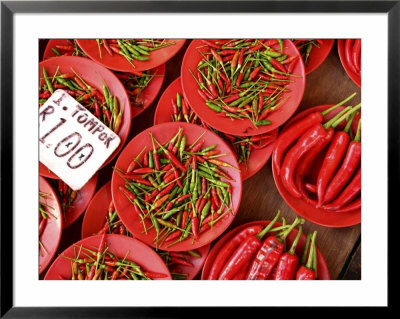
top-left (1, 1), bottom-right (395, 317)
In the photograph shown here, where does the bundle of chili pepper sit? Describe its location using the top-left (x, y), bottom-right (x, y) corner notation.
top-left (96, 39), bottom-right (175, 68)
top-left (39, 192), bottom-right (56, 257)
top-left (343, 39), bottom-right (361, 76)
top-left (190, 39), bottom-right (299, 128)
top-left (115, 69), bottom-right (160, 110)
top-left (169, 91), bottom-right (273, 169)
top-left (208, 210), bottom-right (288, 280)
top-left (50, 179), bottom-right (78, 222)
top-left (116, 127), bottom-right (237, 248)
top-left (170, 92), bottom-right (202, 125)
top-left (60, 235), bottom-right (168, 280)
top-left (273, 92), bottom-right (361, 212)
top-left (39, 66), bottom-right (123, 133)
top-left (292, 39), bottom-right (323, 66)
top-left (49, 39), bottom-right (86, 57)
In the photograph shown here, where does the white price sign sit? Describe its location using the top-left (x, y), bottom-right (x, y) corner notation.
top-left (39, 90), bottom-right (121, 190)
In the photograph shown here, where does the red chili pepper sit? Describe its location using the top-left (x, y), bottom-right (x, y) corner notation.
top-left (345, 39), bottom-right (358, 74)
top-left (180, 210), bottom-right (188, 229)
top-left (102, 39), bottom-right (113, 56)
top-left (352, 39), bottom-right (361, 73)
top-left (170, 256), bottom-right (194, 267)
top-left (237, 48), bottom-right (245, 70)
top-left (269, 58), bottom-right (287, 73)
top-left (236, 71), bottom-right (244, 87)
top-left (56, 45), bottom-right (74, 51)
top-left (206, 224), bottom-right (263, 280)
top-left (231, 262), bottom-right (250, 280)
top-left (322, 141), bottom-right (361, 205)
top-left (273, 112), bottom-right (324, 175)
top-left (165, 229), bottom-right (182, 242)
top-left (201, 39), bottom-right (221, 49)
top-left (296, 231), bottom-right (317, 280)
top-left (248, 42), bottom-right (263, 53)
top-left (132, 167), bottom-right (154, 174)
top-left (280, 124), bottom-right (328, 198)
top-left (119, 186), bottom-right (136, 202)
top-left (144, 271), bottom-right (168, 279)
top-left (273, 226), bottom-right (303, 280)
top-left (210, 48), bottom-right (223, 64)
top-left (316, 131), bottom-right (350, 205)
top-left (263, 39), bottom-right (279, 47)
top-left (191, 213), bottom-right (199, 240)
top-left (230, 50), bottom-right (240, 70)
top-left (171, 97), bottom-right (178, 115)
top-left (248, 65), bottom-right (262, 80)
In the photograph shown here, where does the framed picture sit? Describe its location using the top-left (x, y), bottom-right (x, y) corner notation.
top-left (1, 0), bottom-right (394, 316)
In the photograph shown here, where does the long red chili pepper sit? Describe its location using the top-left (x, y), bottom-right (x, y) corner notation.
top-left (322, 140), bottom-right (361, 205)
top-left (344, 39), bottom-right (358, 74)
top-left (280, 124), bottom-right (328, 198)
top-left (296, 231), bottom-right (317, 280)
top-left (273, 226), bottom-right (303, 280)
top-left (316, 131), bottom-right (350, 206)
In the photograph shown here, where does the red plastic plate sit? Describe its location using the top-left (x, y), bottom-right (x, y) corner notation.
top-left (180, 39), bottom-right (306, 137)
top-left (111, 122), bottom-right (242, 251)
top-left (44, 234), bottom-right (172, 280)
top-left (295, 39), bottom-right (334, 75)
top-left (54, 172), bottom-right (98, 229)
top-left (154, 77), bottom-right (278, 180)
top-left (39, 56), bottom-right (132, 179)
top-left (337, 39), bottom-right (361, 88)
top-left (39, 176), bottom-right (63, 275)
top-left (202, 220), bottom-right (330, 280)
top-left (272, 104), bottom-right (361, 227)
top-left (76, 39), bottom-right (186, 72)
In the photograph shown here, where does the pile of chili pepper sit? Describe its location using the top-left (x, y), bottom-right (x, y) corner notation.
top-left (169, 91), bottom-right (274, 169)
top-left (207, 210), bottom-right (320, 280)
top-left (50, 179), bottom-right (78, 222)
top-left (114, 69), bottom-right (157, 110)
top-left (60, 233), bottom-right (168, 280)
top-left (39, 66), bottom-right (123, 133)
top-left (96, 39), bottom-right (175, 68)
top-left (116, 127), bottom-right (237, 249)
top-left (292, 39), bottom-right (323, 65)
top-left (343, 39), bottom-right (361, 76)
top-left (273, 93), bottom-right (361, 212)
top-left (39, 192), bottom-right (56, 256)
top-left (158, 249), bottom-right (202, 280)
top-left (190, 39), bottom-right (299, 128)
top-left (50, 39), bottom-right (86, 57)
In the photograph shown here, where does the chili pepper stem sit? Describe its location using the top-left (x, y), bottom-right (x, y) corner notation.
top-left (320, 93), bottom-right (357, 116)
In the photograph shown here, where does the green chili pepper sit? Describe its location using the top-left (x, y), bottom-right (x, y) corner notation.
top-left (42, 67), bottom-right (54, 94)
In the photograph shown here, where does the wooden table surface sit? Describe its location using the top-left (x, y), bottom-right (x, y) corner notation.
top-left (39, 39), bottom-right (361, 280)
